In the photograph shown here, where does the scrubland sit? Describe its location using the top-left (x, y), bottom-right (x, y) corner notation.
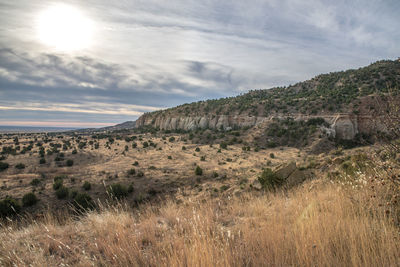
top-left (1, 150), bottom-right (399, 266)
top-left (0, 130), bottom-right (399, 266)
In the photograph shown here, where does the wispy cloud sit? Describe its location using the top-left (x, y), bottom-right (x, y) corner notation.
top-left (0, 0), bottom-right (399, 127)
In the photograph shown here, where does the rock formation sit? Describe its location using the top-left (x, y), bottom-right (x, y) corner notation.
top-left (135, 113), bottom-right (379, 140)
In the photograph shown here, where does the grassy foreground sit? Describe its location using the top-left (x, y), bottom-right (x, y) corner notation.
top-left (1, 170), bottom-right (399, 266)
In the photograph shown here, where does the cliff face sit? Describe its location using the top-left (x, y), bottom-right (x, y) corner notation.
top-left (135, 113), bottom-right (382, 140)
top-left (134, 59), bottom-right (399, 140)
top-left (136, 114), bottom-right (267, 131)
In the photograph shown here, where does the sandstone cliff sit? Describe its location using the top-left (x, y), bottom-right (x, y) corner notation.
top-left (135, 113), bottom-right (383, 140)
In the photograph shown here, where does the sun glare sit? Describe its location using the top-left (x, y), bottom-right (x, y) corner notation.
top-left (36, 4), bottom-right (94, 51)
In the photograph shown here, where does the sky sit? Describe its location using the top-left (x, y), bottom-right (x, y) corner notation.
top-left (0, 0), bottom-right (399, 128)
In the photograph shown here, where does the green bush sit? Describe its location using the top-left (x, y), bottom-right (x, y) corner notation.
top-left (22, 192), bottom-right (38, 207)
top-left (169, 136), bottom-right (175, 142)
top-left (107, 183), bottom-right (130, 199)
top-left (220, 142), bottom-right (228, 149)
top-left (82, 181), bottom-right (91, 191)
top-left (133, 161), bottom-right (139, 166)
top-left (0, 162), bottom-right (9, 171)
top-left (53, 176), bottom-right (64, 190)
top-left (270, 153), bottom-right (275, 159)
top-left (66, 159), bottom-right (74, 167)
top-left (70, 190), bottom-right (78, 199)
top-left (39, 158), bottom-right (46, 164)
top-left (0, 197), bottom-right (21, 217)
top-left (128, 184), bottom-right (134, 193)
top-left (15, 163), bottom-right (25, 169)
top-left (195, 166), bottom-right (203, 176)
top-left (167, 155), bottom-right (172, 159)
top-left (195, 147), bottom-right (200, 152)
top-left (30, 178), bottom-right (40, 186)
top-left (55, 186), bottom-right (69, 199)
top-left (258, 168), bottom-right (284, 190)
top-left (73, 193), bottom-right (94, 210)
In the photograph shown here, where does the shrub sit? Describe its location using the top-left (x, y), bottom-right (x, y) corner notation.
top-left (220, 142), bottom-right (228, 149)
top-left (128, 168), bottom-right (136, 175)
top-left (39, 158), bottom-right (46, 164)
top-left (66, 159), bottom-right (74, 167)
top-left (195, 147), bottom-right (200, 152)
top-left (200, 156), bottom-right (206, 161)
top-left (82, 181), bottom-right (91, 191)
top-left (70, 190), bottom-right (78, 199)
top-left (30, 178), bottom-right (40, 186)
top-left (54, 155), bottom-right (64, 161)
top-left (169, 136), bottom-right (175, 142)
top-left (73, 193), bottom-right (94, 210)
top-left (167, 155), bottom-right (172, 159)
top-left (107, 183), bottom-right (129, 199)
top-left (72, 149), bottom-right (77, 154)
top-left (0, 197), bottom-right (21, 217)
top-left (133, 161), bottom-right (139, 166)
top-left (53, 178), bottom-right (64, 190)
top-left (258, 168), bottom-right (284, 190)
top-left (220, 185), bottom-right (230, 191)
top-left (128, 184), bottom-right (134, 193)
top-left (195, 166), bottom-right (203, 176)
top-left (143, 142), bottom-right (149, 148)
top-left (55, 186), bottom-right (69, 199)
top-left (22, 192), bottom-right (38, 207)
top-left (137, 171), bottom-right (144, 177)
top-left (270, 153), bottom-right (275, 159)
top-left (182, 146), bottom-right (186, 150)
top-left (15, 163), bottom-right (25, 169)
top-left (0, 162), bottom-right (9, 172)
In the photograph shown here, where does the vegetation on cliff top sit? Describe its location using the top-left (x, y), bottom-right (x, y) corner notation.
top-left (142, 59), bottom-right (400, 119)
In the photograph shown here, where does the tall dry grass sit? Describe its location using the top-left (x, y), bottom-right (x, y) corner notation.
top-left (0, 174), bottom-right (399, 267)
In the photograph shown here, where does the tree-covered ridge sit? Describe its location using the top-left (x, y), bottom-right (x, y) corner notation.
top-left (148, 59), bottom-right (400, 118)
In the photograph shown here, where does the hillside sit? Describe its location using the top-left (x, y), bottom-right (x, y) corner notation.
top-left (136, 59), bottom-right (400, 141)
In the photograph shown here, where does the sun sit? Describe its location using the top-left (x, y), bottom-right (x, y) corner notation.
top-left (36, 4), bottom-right (94, 51)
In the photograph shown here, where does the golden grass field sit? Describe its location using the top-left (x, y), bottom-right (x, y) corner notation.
top-left (0, 132), bottom-right (399, 266)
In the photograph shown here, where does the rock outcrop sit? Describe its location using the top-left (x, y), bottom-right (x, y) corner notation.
top-left (275, 162), bottom-right (313, 188)
top-left (135, 114), bottom-right (269, 132)
top-left (252, 162), bottom-right (313, 190)
top-left (135, 113), bottom-right (379, 140)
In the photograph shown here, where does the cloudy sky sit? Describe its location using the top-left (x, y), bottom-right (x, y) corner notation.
top-left (0, 0), bottom-right (399, 127)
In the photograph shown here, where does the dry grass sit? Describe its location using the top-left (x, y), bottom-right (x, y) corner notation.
top-left (0, 176), bottom-right (399, 267)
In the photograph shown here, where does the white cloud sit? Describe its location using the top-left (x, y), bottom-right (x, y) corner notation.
top-left (0, 0), bottom-right (399, 126)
